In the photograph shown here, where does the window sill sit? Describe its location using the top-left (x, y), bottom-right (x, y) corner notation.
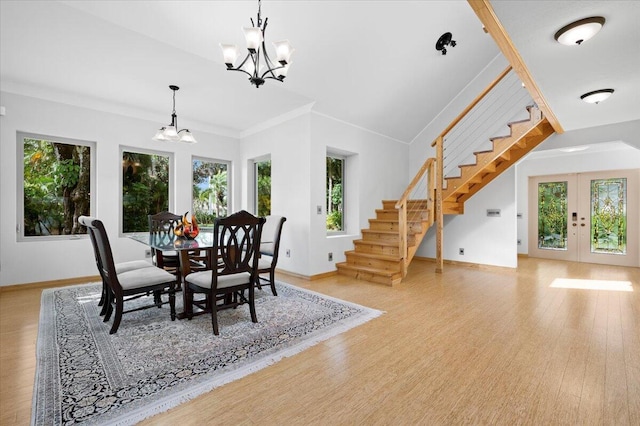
top-left (326, 233), bottom-right (357, 239)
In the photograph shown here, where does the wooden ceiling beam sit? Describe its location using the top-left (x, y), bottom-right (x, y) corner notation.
top-left (467, 0), bottom-right (564, 134)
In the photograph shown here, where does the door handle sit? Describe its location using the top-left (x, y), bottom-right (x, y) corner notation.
top-left (580, 223), bottom-right (586, 227)
top-left (572, 223), bottom-right (577, 227)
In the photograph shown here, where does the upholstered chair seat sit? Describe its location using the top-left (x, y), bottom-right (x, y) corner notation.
top-left (117, 267), bottom-right (182, 291)
top-left (185, 270), bottom-right (252, 290)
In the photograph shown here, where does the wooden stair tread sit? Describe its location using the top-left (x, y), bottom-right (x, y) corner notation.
top-left (336, 262), bottom-right (399, 277)
top-left (353, 239), bottom-right (402, 248)
top-left (345, 251), bottom-right (401, 262)
top-left (375, 208), bottom-right (429, 213)
top-left (362, 229), bottom-right (409, 235)
top-left (339, 106), bottom-right (554, 286)
top-left (369, 219), bottom-right (428, 227)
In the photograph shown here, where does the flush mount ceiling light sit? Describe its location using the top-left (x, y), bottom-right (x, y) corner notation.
top-left (152, 85), bottom-right (197, 144)
top-left (220, 0), bottom-right (294, 88)
top-left (580, 89), bottom-right (614, 104)
top-left (435, 32), bottom-right (456, 55)
top-left (554, 16), bottom-right (605, 46)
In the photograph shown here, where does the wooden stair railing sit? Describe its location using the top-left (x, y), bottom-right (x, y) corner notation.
top-left (443, 105), bottom-right (554, 207)
top-left (335, 158), bottom-right (436, 286)
top-left (395, 158), bottom-right (436, 276)
top-left (337, 66), bottom-right (556, 285)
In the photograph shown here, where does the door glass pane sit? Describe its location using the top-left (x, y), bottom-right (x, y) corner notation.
top-left (591, 178), bottom-right (627, 255)
top-left (538, 181), bottom-right (568, 250)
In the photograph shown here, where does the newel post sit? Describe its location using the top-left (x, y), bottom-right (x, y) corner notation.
top-left (398, 202), bottom-right (408, 277)
top-left (435, 136), bottom-right (444, 273)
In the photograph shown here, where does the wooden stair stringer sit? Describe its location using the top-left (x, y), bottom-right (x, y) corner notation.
top-left (443, 112), bottom-right (554, 204)
top-left (337, 107), bottom-right (555, 286)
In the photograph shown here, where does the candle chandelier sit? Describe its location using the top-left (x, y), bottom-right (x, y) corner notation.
top-left (220, 0), bottom-right (294, 88)
top-left (152, 85), bottom-right (197, 144)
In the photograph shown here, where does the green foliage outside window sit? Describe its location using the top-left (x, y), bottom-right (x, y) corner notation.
top-left (591, 178), bottom-right (627, 254)
top-left (122, 151), bottom-right (170, 233)
top-left (193, 160), bottom-right (228, 226)
top-left (256, 161), bottom-right (271, 217)
top-left (537, 181), bottom-right (567, 249)
top-left (23, 137), bottom-right (91, 236)
top-left (326, 156), bottom-right (343, 231)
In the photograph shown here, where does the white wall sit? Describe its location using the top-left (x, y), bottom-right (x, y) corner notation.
top-left (240, 111), bottom-right (409, 277)
top-left (240, 114), bottom-right (312, 277)
top-left (0, 92), bottom-right (409, 285)
top-left (408, 54), bottom-right (520, 268)
top-left (540, 119), bottom-right (640, 151)
top-left (0, 92), bottom-right (241, 286)
top-left (516, 138), bottom-right (640, 254)
top-left (309, 113), bottom-right (409, 275)
top-left (418, 168), bottom-right (518, 268)
top-left (409, 55), bottom-right (510, 172)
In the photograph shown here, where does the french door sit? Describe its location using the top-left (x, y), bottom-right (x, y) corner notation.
top-left (528, 169), bottom-right (639, 267)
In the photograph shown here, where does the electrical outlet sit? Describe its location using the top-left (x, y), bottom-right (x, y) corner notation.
top-left (286, 249), bottom-right (291, 258)
top-left (459, 248), bottom-right (464, 255)
top-left (317, 205), bottom-right (322, 215)
top-left (144, 249), bottom-right (152, 258)
top-left (328, 252), bottom-right (333, 261)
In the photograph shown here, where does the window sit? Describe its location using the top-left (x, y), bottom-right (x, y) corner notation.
top-left (255, 159), bottom-right (271, 217)
top-left (192, 158), bottom-right (230, 226)
top-left (18, 132), bottom-right (95, 239)
top-left (326, 155), bottom-right (344, 232)
top-left (122, 149), bottom-right (172, 233)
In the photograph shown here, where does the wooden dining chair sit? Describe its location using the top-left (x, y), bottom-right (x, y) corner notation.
top-left (256, 215), bottom-right (287, 296)
top-left (81, 216), bottom-right (177, 334)
top-left (148, 211), bottom-right (183, 281)
top-left (79, 215), bottom-right (156, 317)
top-left (184, 210), bottom-right (265, 335)
top-left (148, 211), bottom-right (209, 288)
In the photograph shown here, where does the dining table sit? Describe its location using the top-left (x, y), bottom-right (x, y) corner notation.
top-left (129, 230), bottom-right (215, 319)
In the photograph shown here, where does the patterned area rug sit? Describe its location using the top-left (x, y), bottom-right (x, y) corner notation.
top-left (32, 281), bottom-right (382, 425)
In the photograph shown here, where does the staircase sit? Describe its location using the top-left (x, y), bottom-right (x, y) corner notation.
top-left (443, 105), bottom-right (554, 213)
top-left (337, 199), bottom-right (433, 286)
top-left (336, 72), bottom-right (556, 285)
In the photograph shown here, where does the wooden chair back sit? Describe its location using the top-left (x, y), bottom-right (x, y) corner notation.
top-left (213, 210), bottom-right (266, 286)
top-left (83, 217), bottom-right (120, 293)
top-left (148, 211), bottom-right (181, 245)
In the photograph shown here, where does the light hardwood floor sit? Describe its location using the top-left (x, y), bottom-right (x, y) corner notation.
top-left (1, 257), bottom-right (638, 425)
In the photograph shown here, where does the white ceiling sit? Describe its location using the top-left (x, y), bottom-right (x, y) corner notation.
top-left (1, 1), bottom-right (638, 142)
top-left (490, 0), bottom-right (640, 133)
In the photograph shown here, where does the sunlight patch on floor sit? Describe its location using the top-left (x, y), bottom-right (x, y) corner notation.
top-left (550, 278), bottom-right (633, 292)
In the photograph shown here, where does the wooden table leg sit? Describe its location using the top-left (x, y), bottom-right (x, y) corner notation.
top-left (176, 250), bottom-right (192, 320)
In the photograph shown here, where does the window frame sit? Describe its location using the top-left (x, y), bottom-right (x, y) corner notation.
top-left (17, 131), bottom-right (96, 242)
top-left (119, 146), bottom-right (174, 236)
top-left (191, 156), bottom-right (232, 223)
top-left (326, 153), bottom-right (346, 235)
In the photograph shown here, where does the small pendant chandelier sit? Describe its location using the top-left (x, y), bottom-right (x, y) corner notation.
top-left (220, 0), bottom-right (294, 88)
top-left (152, 85), bottom-right (197, 143)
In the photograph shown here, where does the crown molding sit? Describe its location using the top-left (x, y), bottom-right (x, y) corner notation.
top-left (0, 79), bottom-right (241, 139)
